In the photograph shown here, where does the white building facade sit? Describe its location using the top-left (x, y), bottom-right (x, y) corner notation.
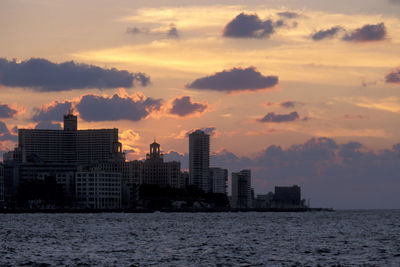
top-left (75, 171), bottom-right (121, 209)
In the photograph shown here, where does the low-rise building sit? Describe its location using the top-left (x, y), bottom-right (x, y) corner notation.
top-left (0, 163), bottom-right (4, 207)
top-left (273, 185), bottom-right (302, 207)
top-left (75, 171), bottom-right (122, 209)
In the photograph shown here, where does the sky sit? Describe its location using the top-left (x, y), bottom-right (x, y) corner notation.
top-left (0, 0), bottom-right (399, 209)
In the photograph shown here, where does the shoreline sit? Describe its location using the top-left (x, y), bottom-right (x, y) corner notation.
top-left (0, 207), bottom-right (334, 214)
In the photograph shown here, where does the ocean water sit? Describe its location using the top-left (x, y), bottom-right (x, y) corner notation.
top-left (0, 210), bottom-right (399, 266)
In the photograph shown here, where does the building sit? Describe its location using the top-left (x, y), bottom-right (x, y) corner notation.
top-left (17, 112), bottom-right (125, 164)
top-left (273, 185), bottom-right (302, 207)
top-left (189, 130), bottom-right (210, 192)
top-left (209, 167), bottom-right (228, 194)
top-left (231, 169), bottom-right (252, 209)
top-left (0, 163), bottom-right (4, 207)
top-left (75, 171), bottom-right (122, 209)
top-left (141, 141), bottom-right (181, 188)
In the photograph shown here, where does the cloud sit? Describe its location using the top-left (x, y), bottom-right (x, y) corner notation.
top-left (167, 24), bottom-right (179, 38)
top-left (126, 27), bottom-right (150, 35)
top-left (0, 58), bottom-right (150, 91)
top-left (385, 67), bottom-right (400, 84)
top-left (186, 67), bottom-right (278, 93)
top-left (343, 23), bottom-right (386, 42)
top-left (0, 121), bottom-right (17, 141)
top-left (344, 114), bottom-right (365, 120)
top-left (32, 101), bottom-right (72, 122)
top-left (311, 26), bottom-right (344, 41)
top-left (35, 121), bottom-right (62, 130)
top-left (0, 104), bottom-right (17, 118)
top-left (186, 127), bottom-right (217, 137)
top-left (277, 11), bottom-right (299, 19)
top-left (280, 101), bottom-right (297, 108)
top-left (223, 13), bottom-right (275, 39)
top-left (169, 96), bottom-right (207, 117)
top-left (258, 111), bottom-right (300, 123)
top-left (389, 0), bottom-right (400, 4)
top-left (210, 138), bottom-right (400, 208)
top-left (76, 93), bottom-right (162, 122)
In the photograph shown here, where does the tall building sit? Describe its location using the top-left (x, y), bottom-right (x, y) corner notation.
top-left (141, 141), bottom-right (181, 188)
top-left (231, 169), bottom-right (252, 209)
top-left (209, 167), bottom-right (228, 194)
top-left (17, 112), bottom-right (124, 164)
top-left (189, 130), bottom-right (210, 192)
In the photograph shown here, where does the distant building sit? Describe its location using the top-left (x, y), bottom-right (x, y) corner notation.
top-left (141, 141), bottom-right (181, 188)
top-left (209, 167), bottom-right (228, 194)
top-left (189, 130), bottom-right (210, 192)
top-left (231, 169), bottom-right (252, 208)
top-left (0, 163), bottom-right (4, 206)
top-left (17, 112), bottom-right (125, 164)
top-left (75, 171), bottom-right (121, 209)
top-left (253, 192), bottom-right (274, 208)
top-left (273, 185), bottom-right (302, 207)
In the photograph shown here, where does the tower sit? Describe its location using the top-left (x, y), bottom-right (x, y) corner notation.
top-left (63, 109), bottom-right (77, 131)
top-left (232, 169), bottom-right (251, 209)
top-left (189, 130), bottom-right (210, 192)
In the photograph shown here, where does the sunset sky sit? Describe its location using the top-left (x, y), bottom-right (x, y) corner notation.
top-left (1, 0), bottom-right (399, 208)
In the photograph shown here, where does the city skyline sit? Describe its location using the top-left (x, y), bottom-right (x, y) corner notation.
top-left (1, 0), bottom-right (400, 209)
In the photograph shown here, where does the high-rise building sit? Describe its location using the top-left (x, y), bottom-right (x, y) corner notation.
top-left (142, 141), bottom-right (181, 188)
top-left (189, 130), bottom-right (210, 192)
top-left (209, 167), bottom-right (228, 194)
top-left (17, 112), bottom-right (124, 164)
top-left (231, 169), bottom-right (252, 208)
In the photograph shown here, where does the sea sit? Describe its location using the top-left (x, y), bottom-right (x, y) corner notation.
top-left (0, 210), bottom-right (399, 266)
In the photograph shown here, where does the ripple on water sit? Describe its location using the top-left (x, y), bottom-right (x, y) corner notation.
top-left (0, 211), bottom-right (400, 266)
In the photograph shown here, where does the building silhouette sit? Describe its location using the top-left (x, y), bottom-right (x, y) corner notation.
top-left (231, 169), bottom-right (252, 208)
top-left (209, 167), bottom-right (228, 194)
top-left (189, 130), bottom-right (210, 192)
top-left (273, 185), bottom-right (302, 207)
top-left (17, 111), bottom-right (124, 164)
top-left (141, 141), bottom-right (181, 188)
top-left (0, 163), bottom-right (4, 207)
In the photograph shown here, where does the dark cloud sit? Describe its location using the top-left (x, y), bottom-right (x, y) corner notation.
top-left (170, 96), bottom-right (207, 117)
top-left (223, 13), bottom-right (275, 39)
top-left (311, 26), bottom-right (344, 41)
top-left (167, 24), bottom-right (179, 38)
top-left (35, 121), bottom-right (62, 130)
top-left (32, 101), bottom-right (72, 122)
top-left (0, 121), bottom-right (17, 142)
top-left (277, 11), bottom-right (299, 19)
top-left (186, 67), bottom-right (278, 93)
top-left (0, 58), bottom-right (150, 91)
top-left (343, 23), bottom-right (386, 42)
top-left (389, 0), bottom-right (400, 4)
top-left (385, 67), bottom-right (400, 83)
top-left (0, 104), bottom-right (17, 118)
top-left (186, 127), bottom-right (217, 137)
top-left (76, 93), bottom-right (162, 122)
top-left (126, 27), bottom-right (150, 35)
top-left (210, 138), bottom-right (400, 208)
top-left (258, 111), bottom-right (300, 123)
top-left (280, 101), bottom-right (297, 108)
